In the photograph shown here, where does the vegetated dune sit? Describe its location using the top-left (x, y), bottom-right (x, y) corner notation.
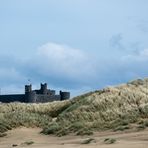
top-left (0, 100), bottom-right (71, 134)
top-left (1, 78), bottom-right (148, 137)
top-left (42, 78), bottom-right (148, 136)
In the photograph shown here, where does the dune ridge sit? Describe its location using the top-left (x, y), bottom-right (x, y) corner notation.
top-left (1, 78), bottom-right (148, 136)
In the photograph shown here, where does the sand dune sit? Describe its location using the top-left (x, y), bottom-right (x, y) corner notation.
top-left (0, 127), bottom-right (148, 148)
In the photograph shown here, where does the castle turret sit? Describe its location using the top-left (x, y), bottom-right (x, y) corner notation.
top-left (60, 91), bottom-right (70, 100)
top-left (40, 83), bottom-right (47, 94)
top-left (25, 84), bottom-right (32, 94)
top-left (25, 84), bottom-right (36, 103)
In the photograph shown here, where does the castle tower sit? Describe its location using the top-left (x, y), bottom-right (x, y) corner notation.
top-left (60, 91), bottom-right (70, 100)
top-left (25, 84), bottom-right (32, 94)
top-left (25, 84), bottom-right (36, 103)
top-left (40, 83), bottom-right (47, 94)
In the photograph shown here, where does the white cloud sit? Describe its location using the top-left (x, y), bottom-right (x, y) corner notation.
top-left (33, 42), bottom-right (97, 83)
top-left (0, 43), bottom-right (98, 95)
top-left (1, 43), bottom-right (148, 96)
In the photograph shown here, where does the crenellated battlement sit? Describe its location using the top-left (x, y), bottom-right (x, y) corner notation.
top-left (0, 83), bottom-right (70, 103)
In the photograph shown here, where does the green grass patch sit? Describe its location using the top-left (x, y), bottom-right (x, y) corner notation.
top-left (137, 124), bottom-right (146, 130)
top-left (76, 128), bottom-right (93, 136)
top-left (41, 123), bottom-right (61, 135)
top-left (114, 125), bottom-right (130, 131)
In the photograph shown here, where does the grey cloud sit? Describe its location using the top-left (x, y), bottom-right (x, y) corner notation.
top-left (0, 55), bottom-right (26, 85)
top-left (0, 55), bottom-right (27, 94)
top-left (109, 33), bottom-right (125, 50)
top-left (26, 42), bottom-right (98, 88)
top-left (0, 43), bottom-right (148, 96)
top-left (109, 33), bottom-right (143, 54)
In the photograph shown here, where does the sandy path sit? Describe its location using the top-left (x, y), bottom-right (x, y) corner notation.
top-left (0, 127), bottom-right (148, 148)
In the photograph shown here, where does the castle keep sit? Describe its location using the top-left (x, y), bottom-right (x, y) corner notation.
top-left (0, 83), bottom-right (70, 103)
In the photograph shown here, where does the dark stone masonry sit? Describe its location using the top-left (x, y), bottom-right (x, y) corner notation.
top-left (0, 83), bottom-right (70, 103)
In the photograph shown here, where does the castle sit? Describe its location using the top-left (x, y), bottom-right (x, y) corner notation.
top-left (0, 83), bottom-right (70, 103)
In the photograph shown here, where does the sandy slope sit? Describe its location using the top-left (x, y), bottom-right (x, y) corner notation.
top-left (0, 127), bottom-right (148, 148)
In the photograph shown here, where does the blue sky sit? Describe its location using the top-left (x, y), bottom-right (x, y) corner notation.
top-left (0, 0), bottom-right (148, 96)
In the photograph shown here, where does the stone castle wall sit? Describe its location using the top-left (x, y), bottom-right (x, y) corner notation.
top-left (0, 83), bottom-right (70, 103)
top-left (0, 94), bottom-right (25, 103)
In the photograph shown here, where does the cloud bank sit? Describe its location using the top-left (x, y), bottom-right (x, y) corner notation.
top-left (36, 43), bottom-right (96, 83)
top-left (0, 42), bottom-right (148, 96)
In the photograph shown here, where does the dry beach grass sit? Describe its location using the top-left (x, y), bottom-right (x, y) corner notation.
top-left (1, 78), bottom-right (148, 137)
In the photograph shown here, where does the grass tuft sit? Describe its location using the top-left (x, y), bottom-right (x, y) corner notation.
top-left (104, 138), bottom-right (116, 144)
top-left (81, 138), bottom-right (96, 144)
top-left (23, 141), bottom-right (34, 145)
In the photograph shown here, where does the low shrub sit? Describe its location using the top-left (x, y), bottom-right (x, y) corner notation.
top-left (81, 138), bottom-right (96, 144)
top-left (114, 125), bottom-right (130, 131)
top-left (70, 122), bottom-right (84, 131)
top-left (137, 124), bottom-right (146, 130)
top-left (144, 120), bottom-right (148, 127)
top-left (41, 123), bottom-right (61, 135)
top-left (104, 138), bottom-right (116, 144)
top-left (23, 141), bottom-right (34, 145)
top-left (0, 133), bottom-right (7, 137)
top-left (76, 128), bottom-right (93, 136)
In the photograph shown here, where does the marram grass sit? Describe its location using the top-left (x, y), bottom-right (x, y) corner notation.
top-left (1, 78), bottom-right (148, 136)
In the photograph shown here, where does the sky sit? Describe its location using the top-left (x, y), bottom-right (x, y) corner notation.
top-left (0, 0), bottom-right (148, 97)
